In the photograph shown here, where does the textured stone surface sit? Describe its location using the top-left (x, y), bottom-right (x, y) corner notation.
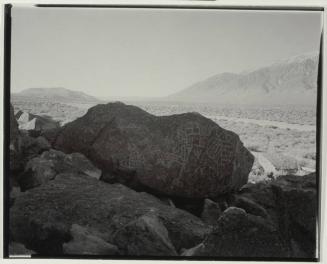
top-left (63, 224), bottom-right (119, 255)
top-left (237, 173), bottom-right (317, 258)
top-left (198, 207), bottom-right (290, 258)
top-left (10, 104), bottom-right (22, 173)
top-left (54, 102), bottom-right (254, 198)
top-left (19, 157), bottom-right (57, 191)
top-left (9, 242), bottom-right (35, 255)
top-left (200, 199), bottom-right (222, 225)
top-left (18, 149), bottom-right (102, 191)
top-left (10, 173), bottom-right (210, 255)
top-left (113, 214), bottom-right (177, 256)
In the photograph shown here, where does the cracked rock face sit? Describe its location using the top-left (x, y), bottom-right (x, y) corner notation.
top-left (10, 172), bottom-right (210, 255)
top-left (54, 102), bottom-right (254, 198)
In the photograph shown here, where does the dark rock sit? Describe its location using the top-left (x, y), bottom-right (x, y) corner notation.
top-left (10, 104), bottom-right (23, 173)
top-left (18, 149), bottom-right (102, 191)
top-left (171, 197), bottom-right (204, 217)
top-left (40, 127), bottom-right (62, 146)
top-left (198, 207), bottom-right (290, 258)
top-left (9, 242), bottom-right (35, 255)
top-left (113, 214), bottom-right (177, 256)
top-left (54, 102), bottom-right (254, 198)
top-left (19, 157), bottom-right (57, 191)
top-left (41, 150), bottom-right (102, 179)
top-left (20, 134), bottom-right (51, 160)
top-left (271, 174), bottom-right (317, 258)
top-left (236, 173), bottom-right (317, 258)
top-left (63, 224), bottom-right (119, 255)
top-left (201, 199), bottom-right (222, 225)
top-left (10, 173), bottom-right (210, 255)
top-left (231, 195), bottom-right (269, 219)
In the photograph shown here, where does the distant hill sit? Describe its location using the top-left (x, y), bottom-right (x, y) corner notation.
top-left (167, 53), bottom-right (319, 105)
top-left (12, 87), bottom-right (100, 104)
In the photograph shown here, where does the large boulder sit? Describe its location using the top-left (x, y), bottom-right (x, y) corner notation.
top-left (10, 173), bottom-right (210, 255)
top-left (54, 102), bottom-right (254, 198)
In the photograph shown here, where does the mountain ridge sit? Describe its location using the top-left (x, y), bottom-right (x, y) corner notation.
top-left (12, 87), bottom-right (100, 104)
top-left (167, 53), bottom-right (319, 105)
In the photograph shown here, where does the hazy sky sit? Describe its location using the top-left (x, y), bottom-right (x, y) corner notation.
top-left (11, 6), bottom-right (322, 98)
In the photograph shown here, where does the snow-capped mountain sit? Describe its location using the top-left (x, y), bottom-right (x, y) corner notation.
top-left (167, 53), bottom-right (319, 105)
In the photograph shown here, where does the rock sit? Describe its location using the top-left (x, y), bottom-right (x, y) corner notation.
top-left (41, 150), bottom-right (102, 179)
top-left (19, 157), bottom-right (57, 191)
top-left (181, 243), bottom-right (205, 256)
top-left (63, 224), bottom-right (119, 255)
top-left (200, 199), bottom-right (222, 225)
top-left (271, 174), bottom-right (317, 258)
top-left (40, 127), bottom-right (62, 146)
top-left (159, 197), bottom-right (175, 207)
top-left (171, 197), bottom-right (204, 216)
top-left (10, 104), bottom-right (23, 173)
top-left (237, 173), bottom-right (317, 258)
top-left (198, 207), bottom-right (290, 257)
top-left (20, 134), bottom-right (51, 161)
top-left (10, 173), bottom-right (210, 255)
top-left (231, 195), bottom-right (269, 219)
top-left (113, 214), bottom-right (177, 256)
top-left (18, 149), bottom-right (102, 191)
top-left (9, 242), bottom-right (35, 255)
top-left (54, 102), bottom-right (254, 198)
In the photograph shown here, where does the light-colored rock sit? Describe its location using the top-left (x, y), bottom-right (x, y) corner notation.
top-left (181, 243), bottom-right (205, 256)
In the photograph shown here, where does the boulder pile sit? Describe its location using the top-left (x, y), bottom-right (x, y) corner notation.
top-left (8, 103), bottom-right (317, 259)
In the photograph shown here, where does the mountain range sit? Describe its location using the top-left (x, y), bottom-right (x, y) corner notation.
top-left (167, 53), bottom-right (319, 105)
top-left (12, 87), bottom-right (100, 104)
top-left (11, 53), bottom-right (319, 106)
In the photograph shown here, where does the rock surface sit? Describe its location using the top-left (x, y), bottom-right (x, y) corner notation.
top-left (9, 242), bottom-right (35, 255)
top-left (197, 207), bottom-right (290, 257)
top-left (54, 102), bottom-right (254, 198)
top-left (10, 104), bottom-right (22, 173)
top-left (237, 173), bottom-right (317, 258)
top-left (18, 149), bottom-right (102, 191)
top-left (113, 214), bottom-right (177, 256)
top-left (10, 172), bottom-right (210, 255)
top-left (200, 199), bottom-right (222, 225)
top-left (63, 224), bottom-right (119, 255)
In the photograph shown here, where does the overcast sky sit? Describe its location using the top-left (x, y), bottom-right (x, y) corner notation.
top-left (11, 6), bottom-right (322, 98)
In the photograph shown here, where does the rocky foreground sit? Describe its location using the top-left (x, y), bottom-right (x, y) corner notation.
top-left (9, 103), bottom-right (317, 258)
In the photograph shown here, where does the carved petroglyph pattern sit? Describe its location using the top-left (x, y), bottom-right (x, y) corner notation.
top-left (174, 122), bottom-right (205, 162)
